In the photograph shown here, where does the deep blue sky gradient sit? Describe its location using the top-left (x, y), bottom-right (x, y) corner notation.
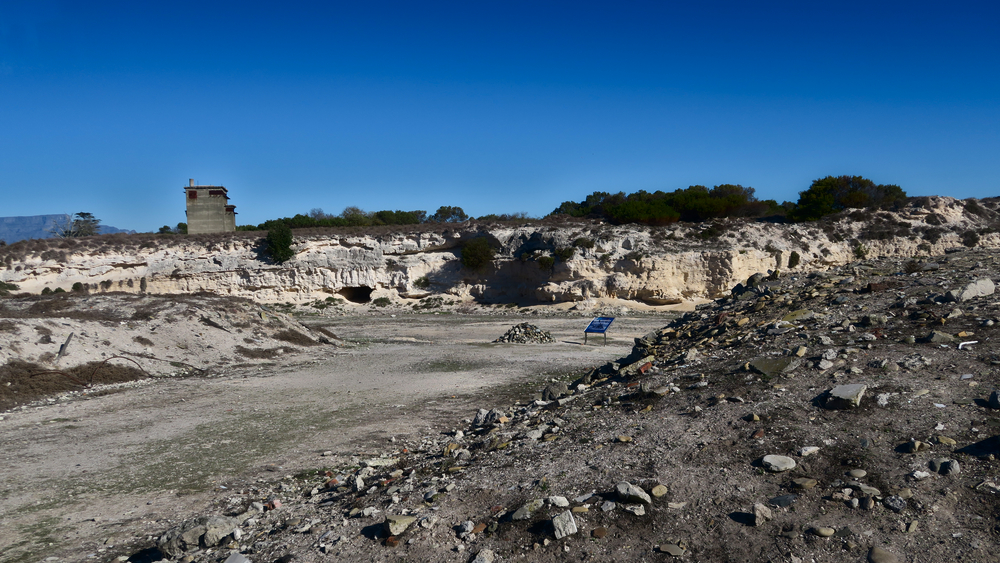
top-left (1, 1), bottom-right (998, 231)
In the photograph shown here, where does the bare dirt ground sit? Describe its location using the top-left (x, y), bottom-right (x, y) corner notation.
top-left (0, 311), bottom-right (671, 563)
top-left (7, 250), bottom-right (1000, 563)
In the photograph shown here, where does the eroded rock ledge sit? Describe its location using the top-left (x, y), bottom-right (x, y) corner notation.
top-left (2, 196), bottom-right (996, 305)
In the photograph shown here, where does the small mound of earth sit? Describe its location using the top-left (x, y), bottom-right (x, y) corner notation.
top-left (493, 322), bottom-right (555, 343)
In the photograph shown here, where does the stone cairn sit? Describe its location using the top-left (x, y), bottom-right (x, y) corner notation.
top-left (493, 322), bottom-right (556, 344)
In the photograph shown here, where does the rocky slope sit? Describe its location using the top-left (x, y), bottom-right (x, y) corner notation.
top-left (100, 247), bottom-right (1000, 563)
top-left (1, 196), bottom-right (998, 307)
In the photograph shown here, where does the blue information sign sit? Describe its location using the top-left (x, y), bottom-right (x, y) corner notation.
top-left (585, 317), bottom-right (615, 333)
top-left (584, 317), bottom-right (615, 345)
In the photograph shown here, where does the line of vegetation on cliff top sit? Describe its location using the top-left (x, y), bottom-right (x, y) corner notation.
top-left (549, 175), bottom-right (908, 226)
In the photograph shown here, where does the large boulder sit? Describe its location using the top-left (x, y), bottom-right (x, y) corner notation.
top-left (945, 278), bottom-right (995, 302)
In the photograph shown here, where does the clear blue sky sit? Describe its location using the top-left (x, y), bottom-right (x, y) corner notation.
top-left (1, 1), bottom-right (998, 231)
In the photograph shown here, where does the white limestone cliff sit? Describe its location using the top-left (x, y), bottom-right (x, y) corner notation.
top-left (2, 196), bottom-right (997, 306)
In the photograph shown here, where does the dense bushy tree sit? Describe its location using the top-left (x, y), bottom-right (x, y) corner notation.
top-left (551, 184), bottom-right (781, 225)
top-left (264, 221), bottom-right (295, 263)
top-left (428, 206), bottom-right (469, 223)
top-left (244, 206), bottom-right (429, 230)
top-left (460, 237), bottom-right (495, 270)
top-left (788, 176), bottom-right (906, 222)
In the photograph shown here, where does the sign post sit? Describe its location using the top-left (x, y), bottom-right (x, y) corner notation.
top-left (584, 317), bottom-right (615, 345)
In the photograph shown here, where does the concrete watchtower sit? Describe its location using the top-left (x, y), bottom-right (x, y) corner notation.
top-left (184, 179), bottom-right (237, 234)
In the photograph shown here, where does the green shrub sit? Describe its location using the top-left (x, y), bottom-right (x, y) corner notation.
top-left (53, 287), bottom-right (65, 293)
top-left (787, 251), bottom-right (800, 269)
top-left (962, 230), bottom-right (980, 248)
top-left (551, 184), bottom-right (779, 225)
top-left (537, 256), bottom-right (555, 270)
top-left (0, 281), bottom-right (19, 296)
top-left (372, 297), bottom-right (391, 307)
top-left (853, 243), bottom-right (868, 259)
top-left (554, 247), bottom-right (575, 261)
top-left (460, 237), bottom-right (495, 271)
top-left (413, 276), bottom-right (430, 289)
top-left (572, 237), bottom-right (595, 249)
top-left (41, 287), bottom-right (52, 295)
top-left (265, 222), bottom-right (295, 263)
top-left (788, 176), bottom-right (906, 222)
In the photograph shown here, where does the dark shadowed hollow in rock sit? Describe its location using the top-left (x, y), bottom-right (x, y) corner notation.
top-left (338, 286), bottom-right (373, 303)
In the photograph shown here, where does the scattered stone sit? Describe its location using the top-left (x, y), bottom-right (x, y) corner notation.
top-left (799, 446), bottom-right (820, 457)
top-left (750, 357), bottom-right (801, 377)
top-left (616, 482), bottom-right (652, 504)
top-left (769, 494), bottom-right (798, 508)
top-left (792, 478), bottom-right (818, 490)
top-left (551, 511), bottom-right (578, 539)
top-left (825, 384), bottom-right (867, 409)
top-left (811, 526), bottom-right (835, 537)
top-left (592, 527), bottom-right (607, 538)
top-left (945, 278), bottom-right (995, 302)
top-left (158, 515), bottom-right (244, 557)
top-left (512, 499), bottom-right (544, 520)
top-left (782, 309), bottom-right (815, 322)
top-left (384, 515), bottom-right (416, 536)
top-left (651, 484), bottom-right (668, 497)
top-left (659, 544), bottom-right (686, 556)
top-left (548, 496), bottom-right (569, 507)
top-left (902, 439), bottom-right (931, 453)
top-left (920, 330), bottom-right (954, 343)
top-left (929, 458), bottom-right (961, 475)
top-left (470, 549), bottom-right (495, 563)
top-left (541, 382), bottom-right (569, 401)
top-left (883, 495), bottom-right (906, 513)
top-left (752, 502), bottom-right (772, 526)
top-left (848, 469), bottom-right (867, 479)
top-left (761, 455), bottom-right (796, 472)
top-left (624, 504), bottom-right (645, 516)
top-left (868, 547), bottom-right (899, 563)
top-left (933, 435), bottom-right (957, 446)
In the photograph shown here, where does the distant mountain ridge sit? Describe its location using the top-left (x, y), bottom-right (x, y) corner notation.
top-left (0, 214), bottom-right (134, 243)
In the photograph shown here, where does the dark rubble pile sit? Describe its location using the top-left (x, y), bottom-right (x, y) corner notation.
top-left (121, 249), bottom-right (1000, 563)
top-left (492, 322), bottom-right (556, 344)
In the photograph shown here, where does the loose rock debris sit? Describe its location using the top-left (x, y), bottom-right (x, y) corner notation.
top-left (42, 250), bottom-right (1000, 561)
top-left (492, 322), bottom-right (556, 344)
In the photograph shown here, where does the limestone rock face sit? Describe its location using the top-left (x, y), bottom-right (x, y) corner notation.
top-left (3, 196), bottom-right (997, 306)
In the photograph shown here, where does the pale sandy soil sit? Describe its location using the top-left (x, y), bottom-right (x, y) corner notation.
top-left (0, 312), bottom-right (673, 562)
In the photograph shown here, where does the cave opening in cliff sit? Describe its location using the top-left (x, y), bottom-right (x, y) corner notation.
top-left (338, 286), bottom-right (374, 303)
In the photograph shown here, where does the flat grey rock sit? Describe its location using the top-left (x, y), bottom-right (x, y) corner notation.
top-left (945, 278), bottom-right (995, 302)
top-left (551, 510), bottom-right (577, 539)
top-left (868, 546), bottom-right (899, 563)
top-left (512, 499), bottom-right (543, 521)
top-left (761, 455), bottom-right (796, 472)
top-left (749, 357), bottom-right (801, 377)
top-left (616, 482), bottom-right (652, 504)
top-left (826, 384), bottom-right (867, 409)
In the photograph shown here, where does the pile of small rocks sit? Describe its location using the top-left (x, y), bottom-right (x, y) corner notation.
top-left (492, 322), bottom-right (556, 344)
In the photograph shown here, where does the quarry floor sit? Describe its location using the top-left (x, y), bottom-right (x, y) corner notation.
top-left (0, 313), bottom-right (674, 563)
